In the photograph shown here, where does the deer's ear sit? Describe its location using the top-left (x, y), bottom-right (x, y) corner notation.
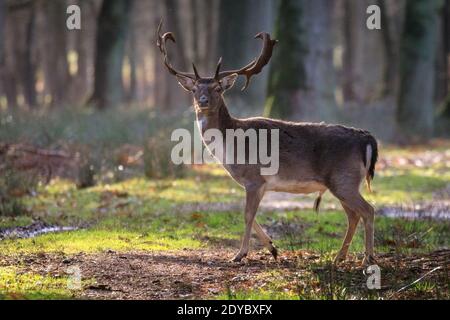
top-left (219, 74), bottom-right (238, 91)
top-left (176, 75), bottom-right (196, 92)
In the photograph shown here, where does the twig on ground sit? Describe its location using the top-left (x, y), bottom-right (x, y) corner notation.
top-left (390, 266), bottom-right (442, 298)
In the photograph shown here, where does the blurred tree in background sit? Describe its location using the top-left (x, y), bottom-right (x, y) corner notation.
top-left (218, 0), bottom-right (274, 109)
top-left (439, 0), bottom-right (450, 121)
top-left (0, 0), bottom-right (448, 141)
top-left (396, 0), bottom-right (442, 140)
top-left (264, 0), bottom-right (337, 122)
top-left (263, 0), bottom-right (306, 120)
top-left (90, 0), bottom-right (133, 109)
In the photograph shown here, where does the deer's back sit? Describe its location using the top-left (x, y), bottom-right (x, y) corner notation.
top-left (230, 117), bottom-right (376, 192)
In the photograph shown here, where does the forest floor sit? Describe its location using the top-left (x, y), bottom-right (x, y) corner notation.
top-left (0, 142), bottom-right (449, 300)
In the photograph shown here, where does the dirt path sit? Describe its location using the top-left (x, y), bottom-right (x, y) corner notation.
top-left (1, 249), bottom-right (448, 299)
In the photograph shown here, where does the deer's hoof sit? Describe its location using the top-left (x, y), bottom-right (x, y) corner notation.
top-left (230, 253), bottom-right (246, 263)
top-left (270, 247), bottom-right (278, 260)
top-left (333, 253), bottom-right (347, 265)
top-left (361, 254), bottom-right (377, 266)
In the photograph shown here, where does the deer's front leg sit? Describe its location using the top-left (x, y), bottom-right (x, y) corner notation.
top-left (231, 184), bottom-right (265, 262)
top-left (253, 221), bottom-right (278, 259)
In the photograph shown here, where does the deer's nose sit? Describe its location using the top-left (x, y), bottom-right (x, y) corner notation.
top-left (199, 95), bottom-right (209, 105)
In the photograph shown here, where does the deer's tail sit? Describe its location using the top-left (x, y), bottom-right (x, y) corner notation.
top-left (363, 134), bottom-right (378, 193)
top-left (314, 190), bottom-right (325, 213)
top-left (316, 134), bottom-right (378, 212)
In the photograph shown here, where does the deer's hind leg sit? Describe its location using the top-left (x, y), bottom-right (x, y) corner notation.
top-left (331, 186), bottom-right (375, 265)
top-left (334, 202), bottom-right (360, 264)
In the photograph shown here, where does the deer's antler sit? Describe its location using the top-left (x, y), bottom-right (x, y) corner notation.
top-left (156, 19), bottom-right (199, 80)
top-left (215, 32), bottom-right (278, 90)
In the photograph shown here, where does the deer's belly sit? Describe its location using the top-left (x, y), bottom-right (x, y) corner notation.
top-left (264, 176), bottom-right (327, 194)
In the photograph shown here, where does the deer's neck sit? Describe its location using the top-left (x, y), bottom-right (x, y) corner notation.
top-left (196, 101), bottom-right (236, 135)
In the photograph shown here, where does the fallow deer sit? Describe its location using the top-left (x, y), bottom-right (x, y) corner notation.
top-left (157, 21), bottom-right (378, 265)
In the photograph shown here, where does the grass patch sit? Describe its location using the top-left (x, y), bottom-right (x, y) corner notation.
top-left (0, 162), bottom-right (448, 256)
top-left (0, 139), bottom-right (448, 300)
top-left (366, 169), bottom-right (450, 205)
top-left (1, 208), bottom-right (447, 256)
top-left (257, 210), bottom-right (449, 254)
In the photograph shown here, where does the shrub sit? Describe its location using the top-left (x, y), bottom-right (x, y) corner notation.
top-left (0, 165), bottom-right (36, 216)
top-left (144, 134), bottom-right (186, 179)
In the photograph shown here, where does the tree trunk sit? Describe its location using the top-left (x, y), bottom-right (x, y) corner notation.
top-left (445, 0), bottom-right (450, 94)
top-left (441, 92), bottom-right (450, 119)
top-left (264, 0), bottom-right (337, 121)
top-left (218, 0), bottom-right (273, 109)
top-left (71, 0), bottom-right (94, 105)
top-left (90, 0), bottom-right (133, 110)
top-left (126, 24), bottom-right (137, 104)
top-left (125, 3), bottom-right (138, 105)
top-left (439, 1), bottom-right (450, 122)
top-left (190, 0), bottom-right (200, 64)
top-left (0, 1), bottom-right (17, 109)
top-left (0, 0), bottom-right (6, 108)
top-left (377, 0), bottom-right (397, 97)
top-left (198, 0), bottom-right (220, 72)
top-left (0, 0), bottom-right (4, 68)
top-left (342, 0), bottom-right (358, 101)
top-left (44, 0), bottom-right (70, 107)
top-left (22, 3), bottom-right (37, 108)
top-left (153, 0), bottom-right (190, 112)
top-left (437, 0), bottom-right (450, 105)
top-left (2, 1), bottom-right (37, 109)
top-left (217, 0), bottom-right (250, 72)
top-left (440, 1), bottom-right (450, 120)
top-left (396, 0), bottom-right (442, 140)
top-left (341, 0), bottom-right (386, 105)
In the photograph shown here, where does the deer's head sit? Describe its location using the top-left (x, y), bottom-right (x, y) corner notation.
top-left (156, 20), bottom-right (277, 114)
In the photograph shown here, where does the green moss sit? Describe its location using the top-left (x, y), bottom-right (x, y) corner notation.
top-left (0, 228), bottom-right (203, 255)
top-left (0, 267), bottom-right (78, 300)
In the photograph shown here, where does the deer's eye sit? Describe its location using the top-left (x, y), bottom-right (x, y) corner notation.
top-left (214, 87), bottom-right (221, 93)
